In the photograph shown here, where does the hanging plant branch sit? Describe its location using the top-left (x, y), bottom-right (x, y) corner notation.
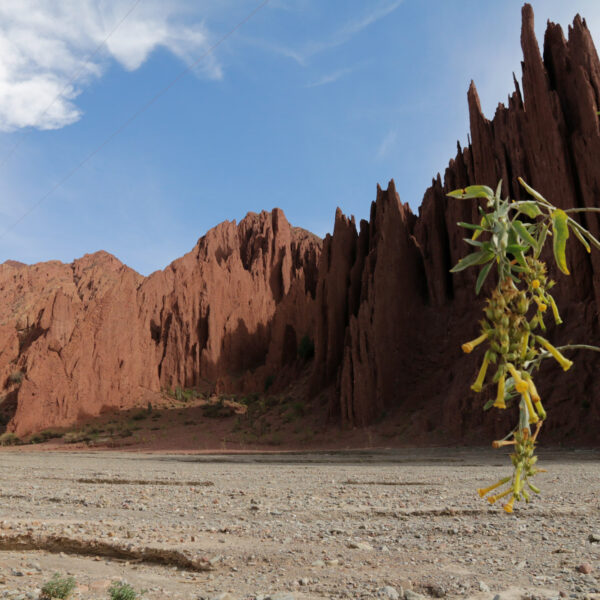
top-left (449, 178), bottom-right (600, 513)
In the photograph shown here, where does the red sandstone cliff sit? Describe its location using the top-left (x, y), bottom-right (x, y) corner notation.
top-left (1, 4), bottom-right (599, 443)
top-left (313, 4), bottom-right (600, 443)
top-left (0, 212), bottom-right (321, 436)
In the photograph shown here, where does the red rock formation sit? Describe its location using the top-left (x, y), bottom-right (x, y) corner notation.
top-left (1, 4), bottom-right (599, 444)
top-left (0, 212), bottom-right (321, 436)
top-left (315, 4), bottom-right (600, 443)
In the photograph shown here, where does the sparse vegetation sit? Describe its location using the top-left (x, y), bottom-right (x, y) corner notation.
top-left (0, 431), bottom-right (20, 446)
top-left (41, 573), bottom-right (76, 599)
top-left (108, 581), bottom-right (142, 600)
top-left (63, 431), bottom-right (91, 444)
top-left (29, 429), bottom-right (63, 444)
top-left (203, 397), bottom-right (235, 418)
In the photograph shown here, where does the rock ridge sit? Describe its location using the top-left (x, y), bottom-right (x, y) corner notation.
top-left (1, 4), bottom-right (599, 443)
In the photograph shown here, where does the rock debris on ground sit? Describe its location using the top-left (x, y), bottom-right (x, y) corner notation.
top-left (0, 448), bottom-right (598, 599)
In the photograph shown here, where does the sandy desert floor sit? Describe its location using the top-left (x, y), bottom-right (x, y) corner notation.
top-left (0, 448), bottom-right (598, 600)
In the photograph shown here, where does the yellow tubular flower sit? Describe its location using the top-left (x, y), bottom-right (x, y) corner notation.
top-left (533, 296), bottom-right (547, 312)
top-left (520, 331), bottom-right (530, 360)
top-left (531, 279), bottom-right (540, 289)
top-left (536, 336), bottom-right (573, 371)
top-left (503, 496), bottom-right (516, 513)
top-left (507, 364), bottom-right (529, 393)
top-left (462, 332), bottom-right (488, 354)
top-left (477, 476), bottom-right (511, 498)
top-left (525, 376), bottom-right (547, 420)
top-left (494, 374), bottom-right (506, 409)
top-left (547, 295), bottom-right (563, 325)
top-left (522, 390), bottom-right (540, 425)
top-left (471, 356), bottom-right (490, 393)
top-left (488, 487), bottom-right (513, 504)
top-left (513, 466), bottom-right (522, 495)
top-left (492, 440), bottom-right (515, 448)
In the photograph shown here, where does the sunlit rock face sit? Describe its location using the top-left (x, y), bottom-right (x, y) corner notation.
top-left (2, 4), bottom-right (599, 443)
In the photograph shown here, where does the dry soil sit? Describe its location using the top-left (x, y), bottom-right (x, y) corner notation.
top-left (0, 448), bottom-right (599, 600)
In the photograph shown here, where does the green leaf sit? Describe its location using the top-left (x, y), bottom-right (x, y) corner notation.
top-left (475, 260), bottom-right (494, 295)
top-left (463, 238), bottom-right (484, 247)
top-left (512, 219), bottom-right (539, 251)
top-left (535, 224), bottom-right (549, 259)
top-left (552, 209), bottom-right (570, 275)
top-left (450, 250), bottom-right (494, 273)
top-left (457, 221), bottom-right (485, 231)
top-left (517, 201), bottom-right (543, 219)
top-left (518, 178), bottom-right (549, 205)
top-left (495, 180), bottom-right (503, 201)
top-left (510, 265), bottom-right (529, 273)
top-left (447, 185), bottom-right (495, 200)
top-left (506, 243), bottom-right (529, 254)
top-left (483, 398), bottom-right (495, 411)
top-left (571, 225), bottom-right (591, 253)
top-left (513, 250), bottom-right (527, 268)
top-left (568, 217), bottom-right (600, 251)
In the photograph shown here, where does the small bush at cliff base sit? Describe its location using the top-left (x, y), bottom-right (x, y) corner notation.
top-left (109, 581), bottom-right (143, 600)
top-left (0, 432), bottom-right (20, 446)
top-left (41, 573), bottom-right (76, 599)
top-left (29, 429), bottom-right (63, 444)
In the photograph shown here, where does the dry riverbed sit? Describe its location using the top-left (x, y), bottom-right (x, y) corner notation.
top-left (0, 448), bottom-right (598, 600)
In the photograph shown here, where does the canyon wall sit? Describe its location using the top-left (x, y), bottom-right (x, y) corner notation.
top-left (313, 4), bottom-right (600, 443)
top-left (1, 4), bottom-right (599, 442)
top-left (0, 211), bottom-right (320, 435)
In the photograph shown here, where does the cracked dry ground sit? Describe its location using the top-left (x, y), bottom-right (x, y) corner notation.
top-left (0, 449), bottom-right (599, 600)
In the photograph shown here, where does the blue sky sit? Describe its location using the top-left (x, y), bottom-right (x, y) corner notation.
top-left (0, 0), bottom-right (599, 275)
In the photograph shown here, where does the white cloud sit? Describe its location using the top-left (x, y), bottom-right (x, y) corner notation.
top-left (306, 66), bottom-right (355, 88)
top-left (376, 129), bottom-right (397, 159)
top-left (0, 0), bottom-right (220, 131)
top-left (251, 0), bottom-right (403, 66)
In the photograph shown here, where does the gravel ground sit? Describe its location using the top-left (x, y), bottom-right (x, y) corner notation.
top-left (0, 448), bottom-right (598, 600)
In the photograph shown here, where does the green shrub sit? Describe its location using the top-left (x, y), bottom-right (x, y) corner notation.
top-left (0, 432), bottom-right (20, 446)
top-left (29, 429), bottom-right (63, 444)
top-left (108, 581), bottom-right (141, 600)
top-left (239, 393), bottom-right (259, 406)
top-left (63, 431), bottom-right (89, 444)
top-left (297, 335), bottom-right (315, 360)
top-left (131, 410), bottom-right (147, 421)
top-left (203, 398), bottom-right (235, 419)
top-left (41, 573), bottom-right (76, 599)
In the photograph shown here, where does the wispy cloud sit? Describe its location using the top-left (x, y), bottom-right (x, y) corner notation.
top-left (0, 0), bottom-right (221, 132)
top-left (376, 129), bottom-right (397, 159)
top-left (306, 66), bottom-right (355, 88)
top-left (253, 0), bottom-right (403, 66)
